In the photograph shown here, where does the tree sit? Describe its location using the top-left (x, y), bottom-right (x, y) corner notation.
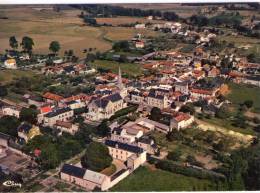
top-left (59, 139), bottom-right (82, 160)
top-left (0, 116), bottom-right (20, 137)
top-left (39, 143), bottom-right (61, 169)
top-left (21, 36), bottom-right (34, 53)
top-left (0, 85), bottom-right (8, 98)
top-left (112, 41), bottom-right (130, 52)
top-left (232, 112), bottom-right (247, 128)
top-left (20, 107), bottom-right (38, 124)
top-left (9, 36), bottom-right (18, 50)
top-left (166, 131), bottom-right (183, 142)
top-left (216, 105), bottom-right (231, 119)
top-left (118, 55), bottom-right (128, 63)
top-left (167, 149), bottom-right (182, 161)
top-left (49, 41), bottom-right (61, 55)
top-left (244, 100), bottom-right (253, 109)
top-left (96, 120), bottom-right (110, 137)
top-left (179, 103), bottom-right (195, 115)
top-left (149, 107), bottom-right (162, 122)
top-left (81, 142), bottom-right (112, 172)
top-left (75, 124), bottom-right (93, 145)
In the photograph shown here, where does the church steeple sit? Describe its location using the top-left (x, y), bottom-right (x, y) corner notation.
top-left (117, 66), bottom-right (123, 90)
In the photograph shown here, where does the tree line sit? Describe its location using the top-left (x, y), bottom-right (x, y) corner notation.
top-left (74, 4), bottom-right (179, 23)
top-left (7, 36), bottom-right (61, 55)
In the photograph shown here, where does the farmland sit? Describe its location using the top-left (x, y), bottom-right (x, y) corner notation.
top-left (0, 7), bottom-right (162, 58)
top-left (96, 16), bottom-right (165, 26)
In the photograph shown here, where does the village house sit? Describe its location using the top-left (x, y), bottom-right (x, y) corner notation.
top-left (170, 112), bottom-right (194, 131)
top-left (42, 92), bottom-right (64, 104)
top-left (190, 78), bottom-right (222, 100)
top-left (241, 75), bottom-right (260, 87)
top-left (17, 123), bottom-right (42, 144)
top-left (129, 90), bottom-right (146, 105)
top-left (2, 106), bottom-right (21, 118)
top-left (54, 121), bottom-right (79, 135)
top-left (135, 23), bottom-right (146, 29)
top-left (111, 127), bottom-right (143, 144)
top-left (174, 81), bottom-right (189, 94)
top-left (60, 164), bottom-right (111, 191)
top-left (60, 139), bottom-right (147, 191)
top-left (105, 139), bottom-right (146, 165)
top-left (64, 100), bottom-right (86, 110)
top-left (208, 67), bottom-right (220, 78)
top-left (4, 58), bottom-right (17, 69)
top-left (147, 91), bottom-right (168, 109)
top-left (86, 93), bottom-right (126, 121)
top-left (190, 87), bottom-right (219, 100)
top-left (43, 107), bottom-right (74, 127)
top-left (136, 136), bottom-right (157, 155)
top-left (37, 105), bottom-right (53, 124)
top-left (135, 41), bottom-right (145, 48)
top-left (122, 117), bottom-right (171, 134)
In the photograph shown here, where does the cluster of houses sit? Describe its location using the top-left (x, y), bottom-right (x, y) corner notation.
top-left (1, 16), bottom-right (260, 191)
top-left (41, 63), bottom-right (96, 75)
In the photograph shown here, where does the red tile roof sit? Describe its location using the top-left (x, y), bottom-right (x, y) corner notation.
top-left (229, 71), bottom-right (245, 78)
top-left (34, 148), bottom-right (41, 157)
top-left (43, 92), bottom-right (64, 102)
top-left (191, 88), bottom-right (213, 95)
top-left (64, 94), bottom-right (91, 102)
top-left (173, 112), bottom-right (191, 122)
top-left (40, 106), bottom-right (52, 114)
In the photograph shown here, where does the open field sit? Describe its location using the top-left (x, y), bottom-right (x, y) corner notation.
top-left (101, 26), bottom-right (160, 41)
top-left (0, 7), bottom-right (161, 58)
top-left (0, 7), bottom-right (111, 57)
top-left (226, 82), bottom-right (260, 113)
top-left (111, 166), bottom-right (222, 191)
top-left (0, 69), bottom-right (37, 84)
top-left (92, 59), bottom-right (142, 77)
top-left (218, 35), bottom-right (260, 56)
top-left (96, 16), bottom-right (165, 25)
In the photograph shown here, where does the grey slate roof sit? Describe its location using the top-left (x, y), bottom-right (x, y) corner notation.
top-left (61, 164), bottom-right (86, 178)
top-left (17, 123), bottom-right (31, 133)
top-left (105, 139), bottom-right (144, 154)
top-left (94, 93), bottom-right (122, 108)
top-left (45, 107), bottom-right (72, 118)
top-left (148, 92), bottom-right (164, 100)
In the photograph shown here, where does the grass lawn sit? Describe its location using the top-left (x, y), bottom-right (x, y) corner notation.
top-left (150, 130), bottom-right (208, 157)
top-left (92, 59), bottom-right (142, 77)
top-left (54, 181), bottom-right (71, 191)
top-left (226, 82), bottom-right (260, 113)
top-left (26, 183), bottom-right (45, 192)
top-left (111, 166), bottom-right (222, 191)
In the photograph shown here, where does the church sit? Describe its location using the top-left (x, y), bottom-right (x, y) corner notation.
top-left (85, 67), bottom-right (127, 121)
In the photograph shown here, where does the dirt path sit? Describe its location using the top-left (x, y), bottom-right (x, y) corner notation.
top-left (196, 119), bottom-right (254, 145)
top-left (245, 111), bottom-right (260, 119)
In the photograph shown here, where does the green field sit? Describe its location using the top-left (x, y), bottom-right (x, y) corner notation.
top-left (227, 82), bottom-right (260, 113)
top-left (111, 166), bottom-right (224, 191)
top-left (92, 60), bottom-right (142, 77)
top-left (0, 69), bottom-right (36, 84)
